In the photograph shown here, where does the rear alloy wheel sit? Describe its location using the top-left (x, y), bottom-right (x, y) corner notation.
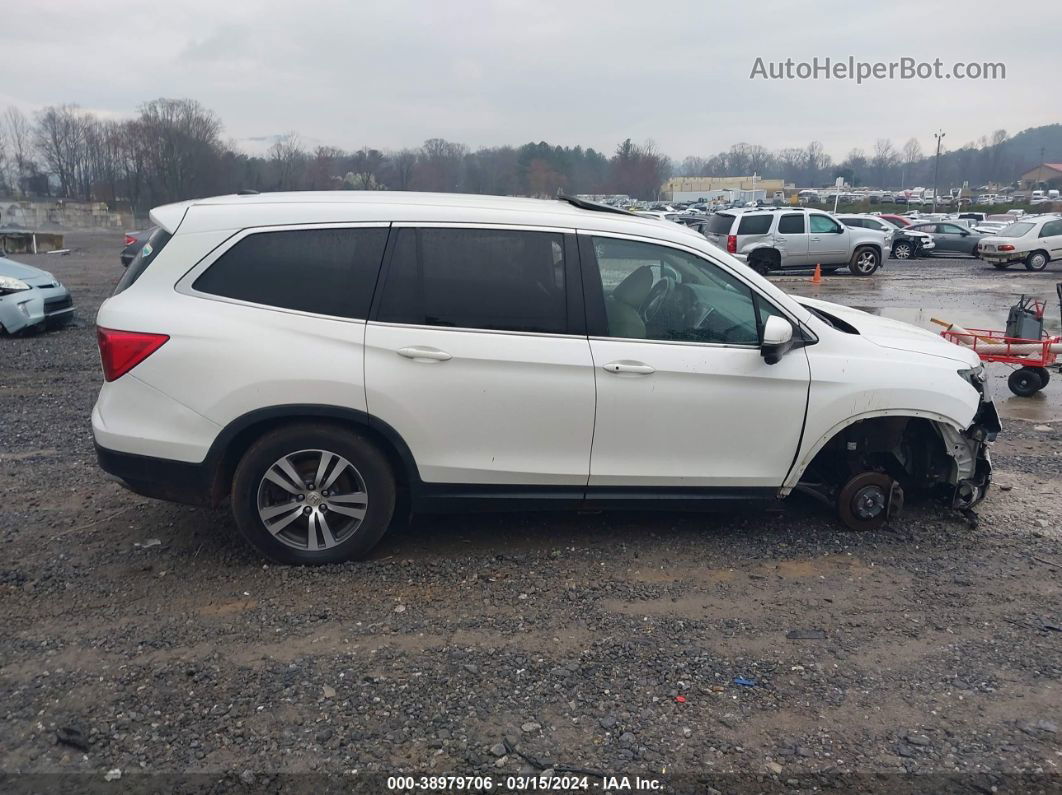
top-left (232, 423), bottom-right (395, 564)
top-left (849, 247), bottom-right (880, 276)
top-left (837, 471), bottom-right (900, 530)
top-left (1024, 251), bottom-right (1049, 272)
top-left (892, 240), bottom-right (914, 260)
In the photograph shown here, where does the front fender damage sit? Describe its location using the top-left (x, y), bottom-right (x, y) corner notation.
top-left (938, 399), bottom-right (999, 511)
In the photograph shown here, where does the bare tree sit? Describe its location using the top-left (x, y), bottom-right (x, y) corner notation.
top-left (872, 138), bottom-right (898, 188)
top-left (35, 104), bottom-right (92, 198)
top-left (3, 107), bottom-right (36, 195)
top-left (269, 132), bottom-right (305, 190)
top-left (899, 137), bottom-right (922, 187)
top-left (136, 98), bottom-right (224, 204)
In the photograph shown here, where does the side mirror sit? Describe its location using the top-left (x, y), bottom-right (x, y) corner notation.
top-left (761, 315), bottom-right (794, 365)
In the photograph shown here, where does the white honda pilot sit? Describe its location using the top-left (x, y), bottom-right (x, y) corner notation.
top-left (93, 192), bottom-right (999, 564)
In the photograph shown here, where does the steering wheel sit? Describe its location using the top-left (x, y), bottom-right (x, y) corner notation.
top-left (641, 277), bottom-right (675, 322)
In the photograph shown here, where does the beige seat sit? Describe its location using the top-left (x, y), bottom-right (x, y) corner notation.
top-left (604, 266), bottom-right (653, 339)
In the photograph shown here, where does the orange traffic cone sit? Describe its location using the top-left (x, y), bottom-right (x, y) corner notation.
top-left (811, 264), bottom-right (822, 284)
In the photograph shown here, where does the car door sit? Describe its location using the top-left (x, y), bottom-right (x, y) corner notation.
top-left (580, 233), bottom-right (811, 491)
top-left (364, 225), bottom-right (596, 487)
top-left (1039, 219), bottom-right (1062, 260)
top-left (935, 222), bottom-right (971, 254)
top-left (772, 213), bottom-right (810, 266)
top-left (807, 214), bottom-right (848, 263)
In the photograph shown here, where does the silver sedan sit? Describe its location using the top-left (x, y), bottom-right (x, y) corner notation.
top-left (0, 257), bottom-right (75, 334)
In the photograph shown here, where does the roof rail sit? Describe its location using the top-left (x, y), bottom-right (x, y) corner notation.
top-left (556, 194), bottom-right (634, 216)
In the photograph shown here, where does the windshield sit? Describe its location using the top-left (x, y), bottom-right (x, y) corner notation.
top-left (997, 222), bottom-right (1034, 237)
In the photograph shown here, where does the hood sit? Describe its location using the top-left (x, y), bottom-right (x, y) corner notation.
top-left (0, 257), bottom-right (55, 284)
top-left (799, 297), bottom-right (980, 367)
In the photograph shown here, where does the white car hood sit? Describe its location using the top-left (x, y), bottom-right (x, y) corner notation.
top-left (799, 297), bottom-right (980, 366)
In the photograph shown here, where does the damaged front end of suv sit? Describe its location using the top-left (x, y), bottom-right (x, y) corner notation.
top-left (793, 364), bottom-right (999, 530)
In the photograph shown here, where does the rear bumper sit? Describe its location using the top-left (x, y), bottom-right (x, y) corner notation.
top-left (95, 442), bottom-right (214, 506)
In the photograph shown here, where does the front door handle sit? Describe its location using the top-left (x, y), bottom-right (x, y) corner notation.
top-left (397, 346), bottom-right (452, 362)
top-left (602, 361), bottom-right (655, 375)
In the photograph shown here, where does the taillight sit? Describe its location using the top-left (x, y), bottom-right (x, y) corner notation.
top-left (727, 234), bottom-right (737, 254)
top-left (96, 327), bottom-right (169, 382)
top-left (123, 234), bottom-right (137, 247)
top-left (997, 244), bottom-right (1014, 251)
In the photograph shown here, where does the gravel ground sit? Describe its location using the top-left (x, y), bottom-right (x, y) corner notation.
top-left (1, 232), bottom-right (1060, 792)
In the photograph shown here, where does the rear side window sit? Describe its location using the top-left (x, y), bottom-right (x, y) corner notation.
top-left (114, 227), bottom-right (171, 295)
top-left (376, 227), bottom-right (567, 334)
top-left (736, 215), bottom-right (772, 235)
top-left (192, 227), bottom-right (388, 318)
top-left (777, 214), bottom-right (805, 234)
top-left (707, 213), bottom-right (735, 234)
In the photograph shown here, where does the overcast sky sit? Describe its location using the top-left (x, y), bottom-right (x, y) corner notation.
top-left (2, 0), bottom-right (1057, 161)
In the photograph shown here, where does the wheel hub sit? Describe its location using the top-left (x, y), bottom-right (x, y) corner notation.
top-left (853, 485), bottom-right (886, 519)
top-left (837, 472), bottom-right (900, 530)
top-left (256, 449), bottom-right (369, 551)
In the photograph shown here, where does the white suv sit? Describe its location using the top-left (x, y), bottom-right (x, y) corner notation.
top-left (93, 192), bottom-right (999, 564)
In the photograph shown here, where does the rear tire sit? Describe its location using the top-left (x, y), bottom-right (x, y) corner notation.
top-left (1008, 368), bottom-right (1042, 397)
top-left (1032, 366), bottom-right (1051, 388)
top-left (1024, 250), bottom-right (1049, 272)
top-left (231, 423), bottom-right (396, 564)
top-left (849, 247), bottom-right (880, 276)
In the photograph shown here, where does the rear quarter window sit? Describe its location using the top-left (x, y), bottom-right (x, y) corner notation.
top-left (736, 215), bottom-right (773, 235)
top-left (707, 213), bottom-right (735, 235)
top-left (114, 227), bottom-right (172, 295)
top-left (192, 227), bottom-right (388, 318)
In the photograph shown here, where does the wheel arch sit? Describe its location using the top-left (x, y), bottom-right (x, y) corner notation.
top-left (780, 409), bottom-right (964, 495)
top-left (204, 405), bottom-right (421, 506)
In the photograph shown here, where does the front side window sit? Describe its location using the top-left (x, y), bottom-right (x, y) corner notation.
top-left (591, 237), bottom-right (760, 345)
top-left (809, 215), bottom-right (842, 234)
top-left (376, 227), bottom-right (567, 334)
top-left (778, 214), bottom-right (805, 234)
top-left (940, 224), bottom-right (966, 234)
top-left (192, 227), bottom-right (388, 318)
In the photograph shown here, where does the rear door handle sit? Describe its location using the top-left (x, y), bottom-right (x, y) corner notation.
top-left (602, 361), bottom-right (655, 375)
top-left (397, 346), bottom-right (452, 362)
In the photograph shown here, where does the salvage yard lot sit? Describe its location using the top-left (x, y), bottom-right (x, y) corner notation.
top-left (1, 231), bottom-right (1060, 786)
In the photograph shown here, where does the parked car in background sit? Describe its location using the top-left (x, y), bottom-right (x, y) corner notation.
top-left (836, 213), bottom-right (931, 260)
top-left (705, 207), bottom-right (886, 275)
top-left (674, 215), bottom-right (711, 237)
top-left (907, 221), bottom-right (987, 256)
top-left (977, 215), bottom-right (1062, 271)
top-left (91, 191), bottom-right (996, 563)
top-left (0, 257), bottom-right (75, 334)
top-left (871, 216), bottom-right (937, 258)
top-left (120, 229), bottom-right (155, 266)
top-left (972, 220), bottom-right (1012, 235)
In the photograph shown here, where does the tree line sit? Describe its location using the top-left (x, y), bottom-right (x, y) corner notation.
top-left (0, 98), bottom-right (1056, 215)
top-left (0, 99), bottom-right (668, 213)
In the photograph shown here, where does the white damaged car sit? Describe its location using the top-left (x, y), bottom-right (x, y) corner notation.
top-left (92, 192), bottom-right (999, 563)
